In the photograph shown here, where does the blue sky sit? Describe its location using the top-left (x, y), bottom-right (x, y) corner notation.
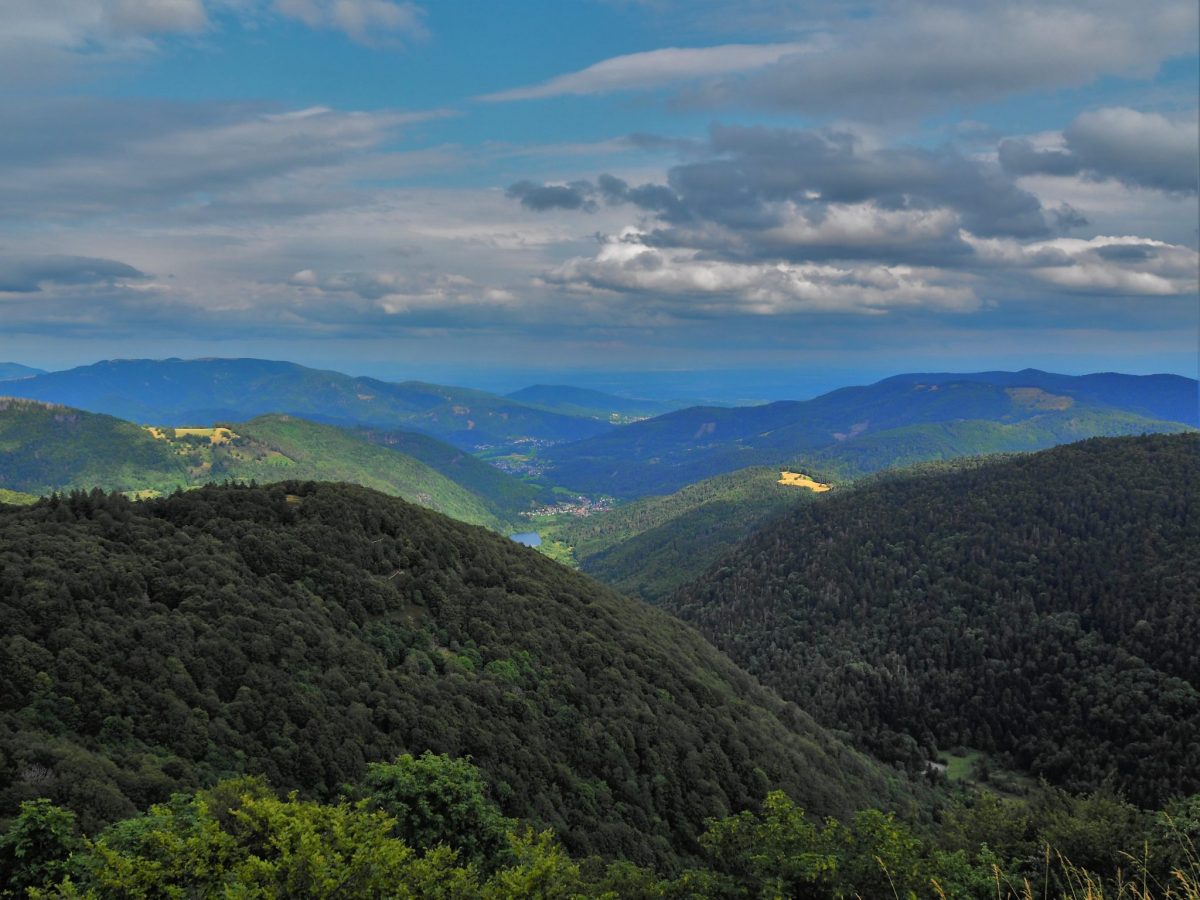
top-left (0, 0), bottom-right (1197, 388)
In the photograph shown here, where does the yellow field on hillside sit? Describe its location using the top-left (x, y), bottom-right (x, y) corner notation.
top-left (778, 471), bottom-right (831, 492)
top-left (146, 426), bottom-right (238, 445)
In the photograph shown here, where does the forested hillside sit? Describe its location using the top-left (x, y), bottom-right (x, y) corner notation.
top-left (0, 402), bottom-right (539, 528)
top-left (0, 398), bottom-right (190, 494)
top-left (0, 481), bottom-right (913, 868)
top-left (355, 424), bottom-right (548, 520)
top-left (669, 435), bottom-right (1200, 808)
top-left (544, 372), bottom-right (1196, 497)
top-left (218, 415), bottom-right (504, 528)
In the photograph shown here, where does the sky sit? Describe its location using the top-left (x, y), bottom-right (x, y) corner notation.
top-left (0, 0), bottom-right (1197, 391)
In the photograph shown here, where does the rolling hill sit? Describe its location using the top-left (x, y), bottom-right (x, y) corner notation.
top-left (0, 481), bottom-right (914, 866)
top-left (542, 370), bottom-right (1196, 497)
top-left (544, 466), bottom-right (826, 602)
top-left (667, 434), bottom-right (1200, 808)
top-left (0, 401), bottom-right (539, 528)
top-left (1, 358), bottom-right (614, 450)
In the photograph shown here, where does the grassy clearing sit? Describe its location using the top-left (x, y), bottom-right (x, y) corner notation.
top-left (147, 426), bottom-right (238, 445)
top-left (536, 538), bottom-right (577, 567)
top-left (778, 471), bottom-right (832, 491)
top-left (938, 749), bottom-right (985, 781)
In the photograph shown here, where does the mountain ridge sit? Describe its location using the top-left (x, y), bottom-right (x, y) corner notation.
top-left (543, 369), bottom-right (1196, 497)
top-left (0, 358), bottom-right (615, 451)
top-left (0, 400), bottom-right (537, 528)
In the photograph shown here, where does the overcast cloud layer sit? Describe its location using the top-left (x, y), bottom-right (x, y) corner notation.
top-left (0, 0), bottom-right (1196, 377)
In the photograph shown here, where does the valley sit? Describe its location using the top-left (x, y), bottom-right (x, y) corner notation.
top-left (1, 359), bottom-right (1197, 898)
top-left (6, 5), bottom-right (1196, 893)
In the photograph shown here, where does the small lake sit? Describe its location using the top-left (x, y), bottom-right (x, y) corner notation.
top-left (510, 531), bottom-right (542, 547)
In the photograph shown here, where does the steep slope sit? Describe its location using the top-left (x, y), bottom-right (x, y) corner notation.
top-left (668, 434), bottom-right (1200, 808)
top-left (0, 482), bottom-right (913, 867)
top-left (0, 398), bottom-right (190, 494)
top-left (0, 402), bottom-right (530, 528)
top-left (506, 384), bottom-right (680, 422)
top-left (547, 466), bottom-right (824, 602)
top-left (355, 425), bottom-right (547, 520)
top-left (215, 415), bottom-right (506, 528)
top-left (2, 358), bottom-right (613, 450)
top-left (544, 371), bottom-right (1196, 497)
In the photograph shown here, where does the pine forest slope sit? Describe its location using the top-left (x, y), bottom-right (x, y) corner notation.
top-left (0, 481), bottom-right (914, 867)
top-left (668, 434), bottom-right (1200, 808)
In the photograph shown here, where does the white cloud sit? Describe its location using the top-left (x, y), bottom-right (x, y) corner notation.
top-left (759, 202), bottom-right (962, 251)
top-left (966, 233), bottom-right (1200, 295)
top-left (479, 41), bottom-right (811, 102)
top-left (542, 228), bottom-right (979, 315)
top-left (107, 0), bottom-right (208, 34)
top-left (0, 0), bottom-right (209, 82)
top-left (273, 0), bottom-right (426, 44)
top-left (0, 103), bottom-right (448, 221)
top-left (482, 1), bottom-right (1197, 119)
top-left (286, 267), bottom-right (518, 315)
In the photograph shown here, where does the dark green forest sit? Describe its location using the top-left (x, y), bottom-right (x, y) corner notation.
top-left (0, 481), bottom-right (912, 870)
top-left (669, 434), bottom-right (1200, 807)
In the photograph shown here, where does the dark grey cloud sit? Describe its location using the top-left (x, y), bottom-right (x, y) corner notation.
top-left (1050, 203), bottom-right (1089, 231)
top-left (0, 255), bottom-right (145, 293)
top-left (1094, 242), bottom-right (1159, 262)
top-left (506, 180), bottom-right (597, 211)
top-left (1000, 108), bottom-right (1199, 193)
top-left (682, 125), bottom-right (1048, 238)
top-left (508, 123), bottom-right (1051, 271)
top-left (998, 140), bottom-right (1079, 177)
top-left (594, 174), bottom-right (690, 218)
top-left (505, 120), bottom-right (1199, 310)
